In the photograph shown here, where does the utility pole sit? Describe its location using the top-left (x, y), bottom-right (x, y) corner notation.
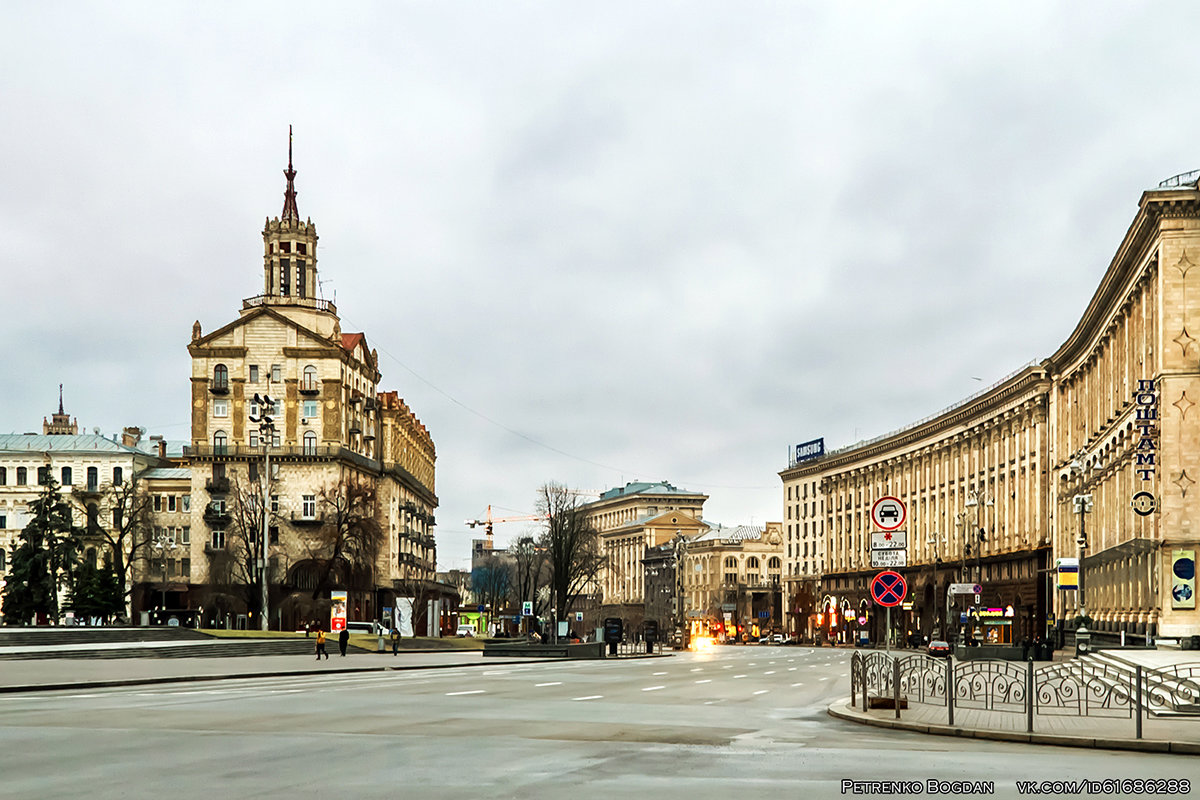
top-left (250, 389), bottom-right (276, 632)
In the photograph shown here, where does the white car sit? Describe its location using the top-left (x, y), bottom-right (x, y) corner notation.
top-left (455, 625), bottom-right (476, 637)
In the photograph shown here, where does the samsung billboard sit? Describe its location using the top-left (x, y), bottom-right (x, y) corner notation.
top-left (792, 438), bottom-right (825, 465)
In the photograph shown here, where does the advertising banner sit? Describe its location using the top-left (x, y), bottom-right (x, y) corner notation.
top-left (1056, 558), bottom-right (1079, 590)
top-left (793, 438), bottom-right (825, 465)
top-left (396, 598), bottom-right (414, 637)
top-left (1171, 550), bottom-right (1195, 609)
top-left (330, 590), bottom-right (348, 632)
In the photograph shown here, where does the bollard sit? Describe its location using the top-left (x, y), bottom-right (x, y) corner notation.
top-left (946, 657), bottom-right (954, 726)
top-left (1026, 659), bottom-right (1034, 733)
top-left (893, 657), bottom-right (901, 720)
top-left (1135, 665), bottom-right (1143, 740)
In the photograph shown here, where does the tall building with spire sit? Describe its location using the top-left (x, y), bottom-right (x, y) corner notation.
top-left (171, 132), bottom-right (447, 632)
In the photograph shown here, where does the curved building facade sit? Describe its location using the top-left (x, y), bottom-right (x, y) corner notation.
top-left (781, 172), bottom-right (1200, 646)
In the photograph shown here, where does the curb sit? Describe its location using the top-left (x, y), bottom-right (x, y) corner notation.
top-left (0, 657), bottom-right (560, 695)
top-left (826, 700), bottom-right (1197, 755)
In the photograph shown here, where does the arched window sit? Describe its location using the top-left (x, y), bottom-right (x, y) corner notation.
top-left (303, 430), bottom-right (317, 455)
top-left (0, 548), bottom-right (5, 571)
top-left (213, 431), bottom-right (228, 455)
top-left (86, 503), bottom-right (99, 532)
top-left (86, 547), bottom-right (98, 568)
top-left (16, 467), bottom-right (27, 485)
top-left (747, 556), bottom-right (760, 570)
top-left (86, 467), bottom-right (98, 492)
top-left (113, 466), bottom-right (123, 486)
top-left (0, 467), bottom-right (6, 485)
top-left (213, 364), bottom-right (229, 390)
top-left (767, 557), bottom-right (781, 570)
top-left (302, 365), bottom-right (318, 393)
top-left (724, 556), bottom-right (737, 569)
top-left (61, 466), bottom-right (73, 485)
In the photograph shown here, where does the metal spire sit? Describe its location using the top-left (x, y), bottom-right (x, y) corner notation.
top-left (58, 383), bottom-right (64, 415)
top-left (282, 124), bottom-right (299, 221)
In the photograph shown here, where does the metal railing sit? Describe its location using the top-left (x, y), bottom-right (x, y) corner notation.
top-left (850, 651), bottom-right (1199, 737)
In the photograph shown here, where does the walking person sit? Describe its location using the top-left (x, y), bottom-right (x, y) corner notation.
top-left (338, 626), bottom-right (349, 657)
top-left (390, 626), bottom-right (400, 656)
top-left (315, 628), bottom-right (328, 660)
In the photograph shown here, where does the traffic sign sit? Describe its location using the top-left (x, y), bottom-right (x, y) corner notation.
top-left (871, 530), bottom-right (907, 550)
top-left (871, 549), bottom-right (908, 568)
top-left (522, 601), bottom-right (533, 616)
top-left (950, 583), bottom-right (982, 595)
top-left (870, 571), bottom-right (907, 607)
top-left (871, 496), bottom-right (906, 531)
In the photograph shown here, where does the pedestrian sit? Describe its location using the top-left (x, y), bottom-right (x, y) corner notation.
top-left (315, 628), bottom-right (328, 660)
top-left (390, 626), bottom-right (400, 656)
top-left (338, 626), bottom-right (349, 657)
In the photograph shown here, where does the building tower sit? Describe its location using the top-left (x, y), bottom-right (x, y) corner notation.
top-left (262, 125), bottom-right (321, 304)
top-left (43, 384), bottom-right (79, 435)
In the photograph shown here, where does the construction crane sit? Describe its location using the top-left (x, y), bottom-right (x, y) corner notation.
top-left (465, 505), bottom-right (545, 550)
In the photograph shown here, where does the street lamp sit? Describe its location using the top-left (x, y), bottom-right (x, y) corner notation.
top-left (150, 529), bottom-right (177, 625)
top-left (1065, 459), bottom-right (1093, 651)
top-left (249, 391), bottom-right (276, 632)
top-left (672, 531), bottom-right (686, 644)
top-left (964, 489), bottom-right (993, 643)
top-left (926, 530), bottom-right (944, 639)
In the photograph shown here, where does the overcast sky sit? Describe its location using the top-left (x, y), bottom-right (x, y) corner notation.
top-left (4, 3), bottom-right (1199, 570)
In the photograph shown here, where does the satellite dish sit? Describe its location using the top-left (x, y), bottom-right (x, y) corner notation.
top-left (93, 427), bottom-right (101, 435)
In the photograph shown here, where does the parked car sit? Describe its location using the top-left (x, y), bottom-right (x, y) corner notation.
top-left (927, 639), bottom-right (951, 658)
top-left (455, 624), bottom-right (476, 637)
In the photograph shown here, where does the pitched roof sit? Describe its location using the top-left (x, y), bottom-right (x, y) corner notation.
top-left (0, 434), bottom-right (150, 455)
top-left (140, 467), bottom-right (192, 481)
top-left (598, 480), bottom-right (705, 501)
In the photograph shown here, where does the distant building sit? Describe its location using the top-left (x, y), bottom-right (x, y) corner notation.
top-left (682, 522), bottom-right (784, 641)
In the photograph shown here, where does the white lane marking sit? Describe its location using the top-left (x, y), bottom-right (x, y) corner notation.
top-left (764, 671), bottom-right (776, 675)
top-left (573, 695), bottom-right (603, 701)
top-left (722, 665), bottom-right (733, 669)
top-left (788, 667), bottom-right (798, 671)
top-left (690, 668), bottom-right (703, 672)
top-left (754, 690), bottom-right (769, 695)
top-left (446, 690), bottom-right (485, 696)
top-left (792, 683), bottom-right (804, 687)
top-left (748, 663), bottom-right (757, 666)
top-left (733, 674), bottom-right (747, 679)
top-left (482, 671), bottom-right (510, 676)
top-left (652, 671), bottom-right (668, 676)
top-left (818, 677), bottom-right (829, 681)
top-left (695, 679), bottom-right (711, 684)
top-left (642, 685), bottom-right (665, 692)
top-left (535, 682), bottom-right (562, 687)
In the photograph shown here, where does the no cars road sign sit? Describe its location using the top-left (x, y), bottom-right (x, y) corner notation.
top-left (871, 571), bottom-right (907, 607)
top-left (871, 496), bottom-right (906, 531)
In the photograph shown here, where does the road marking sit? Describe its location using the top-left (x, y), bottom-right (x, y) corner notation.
top-left (791, 683), bottom-right (804, 687)
top-left (446, 690), bottom-right (485, 696)
top-left (764, 671), bottom-right (776, 675)
top-left (754, 690), bottom-right (769, 695)
top-left (690, 668), bottom-right (703, 672)
top-left (748, 663), bottom-right (757, 666)
top-left (482, 671), bottom-right (510, 676)
top-left (535, 682), bottom-right (562, 687)
top-left (722, 665), bottom-right (733, 669)
top-left (818, 677), bottom-right (829, 682)
top-left (642, 685), bottom-right (665, 692)
top-left (695, 679), bottom-right (711, 684)
top-left (788, 667), bottom-right (797, 671)
top-left (733, 674), bottom-right (747, 679)
top-left (573, 695), bottom-right (603, 701)
top-left (652, 671), bottom-right (667, 676)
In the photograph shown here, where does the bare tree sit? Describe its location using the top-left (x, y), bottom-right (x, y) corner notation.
top-left (509, 535), bottom-right (549, 619)
top-left (82, 475), bottom-right (155, 615)
top-left (536, 482), bottom-right (606, 625)
top-left (305, 475), bottom-right (384, 600)
top-left (204, 476), bottom-right (268, 617)
top-left (470, 553), bottom-right (514, 632)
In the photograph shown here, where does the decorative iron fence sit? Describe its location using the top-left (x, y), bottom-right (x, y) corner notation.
top-left (849, 652), bottom-right (1200, 739)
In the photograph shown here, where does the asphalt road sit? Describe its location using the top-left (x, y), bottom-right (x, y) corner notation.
top-left (0, 645), bottom-right (1194, 799)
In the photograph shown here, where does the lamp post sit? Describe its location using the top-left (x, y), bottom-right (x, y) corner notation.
top-left (150, 530), bottom-right (177, 625)
top-left (926, 530), bottom-right (942, 639)
top-left (1065, 459), bottom-right (1093, 651)
top-left (672, 532), bottom-right (686, 645)
top-left (249, 390), bottom-right (275, 632)
top-left (964, 489), bottom-right (993, 643)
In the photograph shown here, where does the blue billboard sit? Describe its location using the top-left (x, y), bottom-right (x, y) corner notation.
top-left (793, 438), bottom-right (825, 465)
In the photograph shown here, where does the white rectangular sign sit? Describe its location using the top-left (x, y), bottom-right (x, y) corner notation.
top-left (950, 583), bottom-right (981, 595)
top-left (871, 530), bottom-right (907, 550)
top-left (870, 549), bottom-right (908, 568)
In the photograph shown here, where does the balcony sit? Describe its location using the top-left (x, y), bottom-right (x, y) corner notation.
top-left (205, 477), bottom-right (230, 494)
top-left (203, 507), bottom-right (231, 527)
top-left (210, 381), bottom-right (230, 396)
top-left (290, 513), bottom-right (325, 527)
top-left (204, 542), bottom-right (226, 555)
top-left (363, 397), bottom-right (377, 411)
top-left (348, 424), bottom-right (362, 436)
top-left (242, 294), bottom-right (337, 315)
top-left (299, 379), bottom-right (320, 396)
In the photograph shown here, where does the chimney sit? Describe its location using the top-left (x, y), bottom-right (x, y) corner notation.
top-left (122, 426), bottom-right (142, 448)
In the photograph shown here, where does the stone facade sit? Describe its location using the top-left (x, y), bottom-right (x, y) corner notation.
top-left (681, 522), bottom-right (785, 641)
top-left (781, 172), bottom-right (1200, 646)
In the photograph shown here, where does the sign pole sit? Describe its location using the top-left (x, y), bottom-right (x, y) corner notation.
top-left (886, 606), bottom-right (891, 654)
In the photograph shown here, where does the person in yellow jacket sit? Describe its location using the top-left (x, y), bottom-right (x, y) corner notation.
top-left (315, 628), bottom-right (328, 660)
